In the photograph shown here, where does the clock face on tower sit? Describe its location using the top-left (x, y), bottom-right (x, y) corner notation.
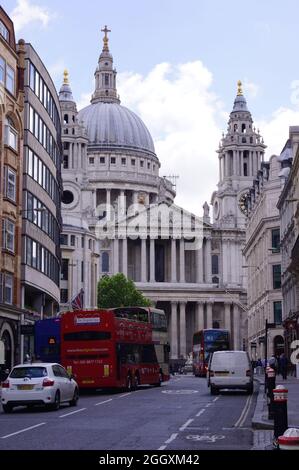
top-left (238, 191), bottom-right (250, 216)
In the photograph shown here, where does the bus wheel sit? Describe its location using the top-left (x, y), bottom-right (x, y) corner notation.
top-left (133, 374), bottom-right (139, 391)
top-left (126, 375), bottom-right (133, 392)
top-left (154, 372), bottom-right (163, 387)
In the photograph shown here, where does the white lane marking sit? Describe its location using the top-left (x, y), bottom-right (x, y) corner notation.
top-left (234, 394), bottom-right (253, 428)
top-left (165, 433), bottom-right (178, 444)
top-left (118, 393), bottom-right (131, 398)
top-left (213, 397), bottom-right (220, 402)
top-left (158, 445), bottom-right (167, 450)
top-left (180, 418), bottom-right (194, 431)
top-left (238, 393), bottom-right (254, 427)
top-left (205, 403), bottom-right (212, 407)
top-left (1, 422), bottom-right (45, 439)
top-left (196, 409), bottom-right (206, 417)
top-left (162, 389), bottom-right (198, 395)
top-left (59, 408), bottom-right (86, 418)
top-left (95, 398), bottom-right (113, 406)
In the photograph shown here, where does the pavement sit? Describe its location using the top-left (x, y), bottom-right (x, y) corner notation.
top-left (251, 372), bottom-right (299, 450)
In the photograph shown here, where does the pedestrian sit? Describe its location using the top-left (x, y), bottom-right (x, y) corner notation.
top-left (279, 353), bottom-right (288, 380)
top-left (268, 355), bottom-right (278, 373)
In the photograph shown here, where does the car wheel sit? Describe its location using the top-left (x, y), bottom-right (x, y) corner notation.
top-left (210, 385), bottom-right (219, 395)
top-left (2, 404), bottom-right (13, 413)
top-left (70, 388), bottom-right (79, 406)
top-left (51, 391), bottom-right (61, 410)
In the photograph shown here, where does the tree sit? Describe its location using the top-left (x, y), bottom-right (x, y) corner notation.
top-left (97, 273), bottom-right (152, 308)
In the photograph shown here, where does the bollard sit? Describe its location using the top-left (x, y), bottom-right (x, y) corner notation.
top-left (278, 428), bottom-right (299, 450)
top-left (266, 366), bottom-right (276, 420)
top-left (273, 385), bottom-right (288, 447)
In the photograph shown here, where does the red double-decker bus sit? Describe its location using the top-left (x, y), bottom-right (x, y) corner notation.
top-left (61, 308), bottom-right (163, 390)
top-left (193, 329), bottom-right (230, 377)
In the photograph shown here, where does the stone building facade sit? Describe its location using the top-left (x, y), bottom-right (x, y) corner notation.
top-left (244, 155), bottom-right (284, 360)
top-left (277, 127), bottom-right (299, 360)
top-left (0, 7), bottom-right (25, 369)
top-left (60, 31), bottom-right (266, 359)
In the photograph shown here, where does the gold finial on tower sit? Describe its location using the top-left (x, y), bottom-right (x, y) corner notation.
top-left (63, 69), bottom-right (69, 84)
top-left (101, 25), bottom-right (111, 51)
top-left (237, 80), bottom-right (243, 96)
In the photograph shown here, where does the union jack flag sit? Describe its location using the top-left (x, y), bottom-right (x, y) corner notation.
top-left (71, 289), bottom-right (84, 311)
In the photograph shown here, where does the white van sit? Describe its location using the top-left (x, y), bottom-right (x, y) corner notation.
top-left (207, 351), bottom-right (253, 395)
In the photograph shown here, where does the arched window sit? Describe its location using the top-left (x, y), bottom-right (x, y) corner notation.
top-left (64, 114), bottom-right (68, 124)
top-left (243, 163), bottom-right (248, 176)
top-left (1, 330), bottom-right (12, 370)
top-left (242, 123), bottom-right (246, 133)
top-left (102, 252), bottom-right (109, 273)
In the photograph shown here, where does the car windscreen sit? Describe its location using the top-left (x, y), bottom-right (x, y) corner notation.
top-left (211, 353), bottom-right (249, 368)
top-left (10, 367), bottom-right (48, 378)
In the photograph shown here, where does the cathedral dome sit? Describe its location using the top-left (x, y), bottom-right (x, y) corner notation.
top-left (77, 102), bottom-right (155, 156)
top-left (77, 26), bottom-right (156, 157)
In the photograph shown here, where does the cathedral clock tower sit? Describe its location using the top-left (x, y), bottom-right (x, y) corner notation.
top-left (211, 81), bottom-right (266, 228)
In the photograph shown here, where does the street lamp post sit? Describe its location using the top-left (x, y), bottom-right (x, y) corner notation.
top-left (264, 319), bottom-right (276, 392)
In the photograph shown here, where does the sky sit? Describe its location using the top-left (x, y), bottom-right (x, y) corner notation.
top-left (3, 0), bottom-right (299, 214)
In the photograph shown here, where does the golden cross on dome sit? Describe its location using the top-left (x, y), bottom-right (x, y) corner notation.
top-left (63, 69), bottom-right (69, 85)
top-left (101, 25), bottom-right (111, 51)
top-left (237, 80), bottom-right (243, 96)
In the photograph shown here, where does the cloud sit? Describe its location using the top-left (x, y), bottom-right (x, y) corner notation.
top-left (117, 61), bottom-right (226, 214)
top-left (11, 0), bottom-right (54, 33)
top-left (48, 60), bottom-right (66, 82)
top-left (257, 106), bottom-right (299, 158)
top-left (243, 79), bottom-right (260, 99)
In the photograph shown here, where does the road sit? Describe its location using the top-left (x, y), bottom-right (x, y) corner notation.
top-left (0, 375), bottom-right (258, 450)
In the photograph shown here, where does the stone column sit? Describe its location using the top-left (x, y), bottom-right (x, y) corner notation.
top-left (171, 301), bottom-right (178, 359)
top-left (120, 190), bottom-right (126, 216)
top-left (219, 157), bottom-right (222, 181)
top-left (196, 301), bottom-right (204, 331)
top-left (69, 143), bottom-right (73, 169)
top-left (205, 238), bottom-right (212, 283)
top-left (180, 238), bottom-right (185, 283)
top-left (248, 150), bottom-right (252, 176)
top-left (206, 302), bottom-right (213, 329)
top-left (224, 302), bottom-right (231, 332)
top-left (196, 245), bottom-right (203, 283)
top-left (233, 304), bottom-right (240, 350)
top-left (150, 239), bottom-right (155, 282)
top-left (122, 238), bottom-right (128, 277)
top-left (141, 237), bottom-right (147, 282)
top-left (113, 238), bottom-right (119, 273)
top-left (179, 302), bottom-right (187, 358)
top-left (106, 189), bottom-right (111, 220)
top-left (233, 150), bottom-right (238, 175)
top-left (171, 239), bottom-right (177, 282)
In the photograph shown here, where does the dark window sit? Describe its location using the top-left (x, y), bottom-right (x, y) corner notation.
top-left (81, 261), bottom-right (84, 282)
top-left (10, 367), bottom-right (47, 378)
top-left (111, 157), bottom-right (116, 164)
top-left (272, 265), bottom-right (281, 289)
top-left (64, 331), bottom-right (111, 341)
top-left (212, 276), bottom-right (219, 284)
top-left (141, 344), bottom-right (158, 364)
top-left (63, 154), bottom-right (69, 169)
top-left (212, 255), bottom-right (219, 275)
top-left (64, 114), bottom-right (69, 124)
top-left (274, 301), bottom-right (282, 324)
top-left (102, 252), bottom-right (109, 272)
top-left (100, 157), bottom-right (105, 164)
top-left (60, 289), bottom-right (68, 303)
top-left (70, 235), bottom-right (76, 246)
top-left (121, 158), bottom-right (126, 165)
top-left (271, 228), bottom-right (280, 252)
top-left (131, 159), bottom-right (136, 166)
top-left (61, 259), bottom-right (69, 281)
top-left (60, 234), bottom-right (68, 246)
top-left (243, 163), bottom-right (248, 176)
top-left (89, 157), bottom-right (94, 165)
top-left (63, 142), bottom-right (69, 150)
top-left (62, 190), bottom-right (74, 205)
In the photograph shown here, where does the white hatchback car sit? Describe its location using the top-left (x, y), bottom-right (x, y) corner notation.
top-left (1, 363), bottom-right (79, 413)
top-left (207, 351), bottom-right (253, 395)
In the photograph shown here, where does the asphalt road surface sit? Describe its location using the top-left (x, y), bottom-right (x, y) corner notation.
top-left (0, 375), bottom-right (258, 450)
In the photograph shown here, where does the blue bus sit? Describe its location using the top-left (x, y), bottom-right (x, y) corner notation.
top-left (34, 318), bottom-right (61, 363)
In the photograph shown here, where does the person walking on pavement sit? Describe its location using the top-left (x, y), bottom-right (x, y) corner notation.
top-left (280, 353), bottom-right (288, 380)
